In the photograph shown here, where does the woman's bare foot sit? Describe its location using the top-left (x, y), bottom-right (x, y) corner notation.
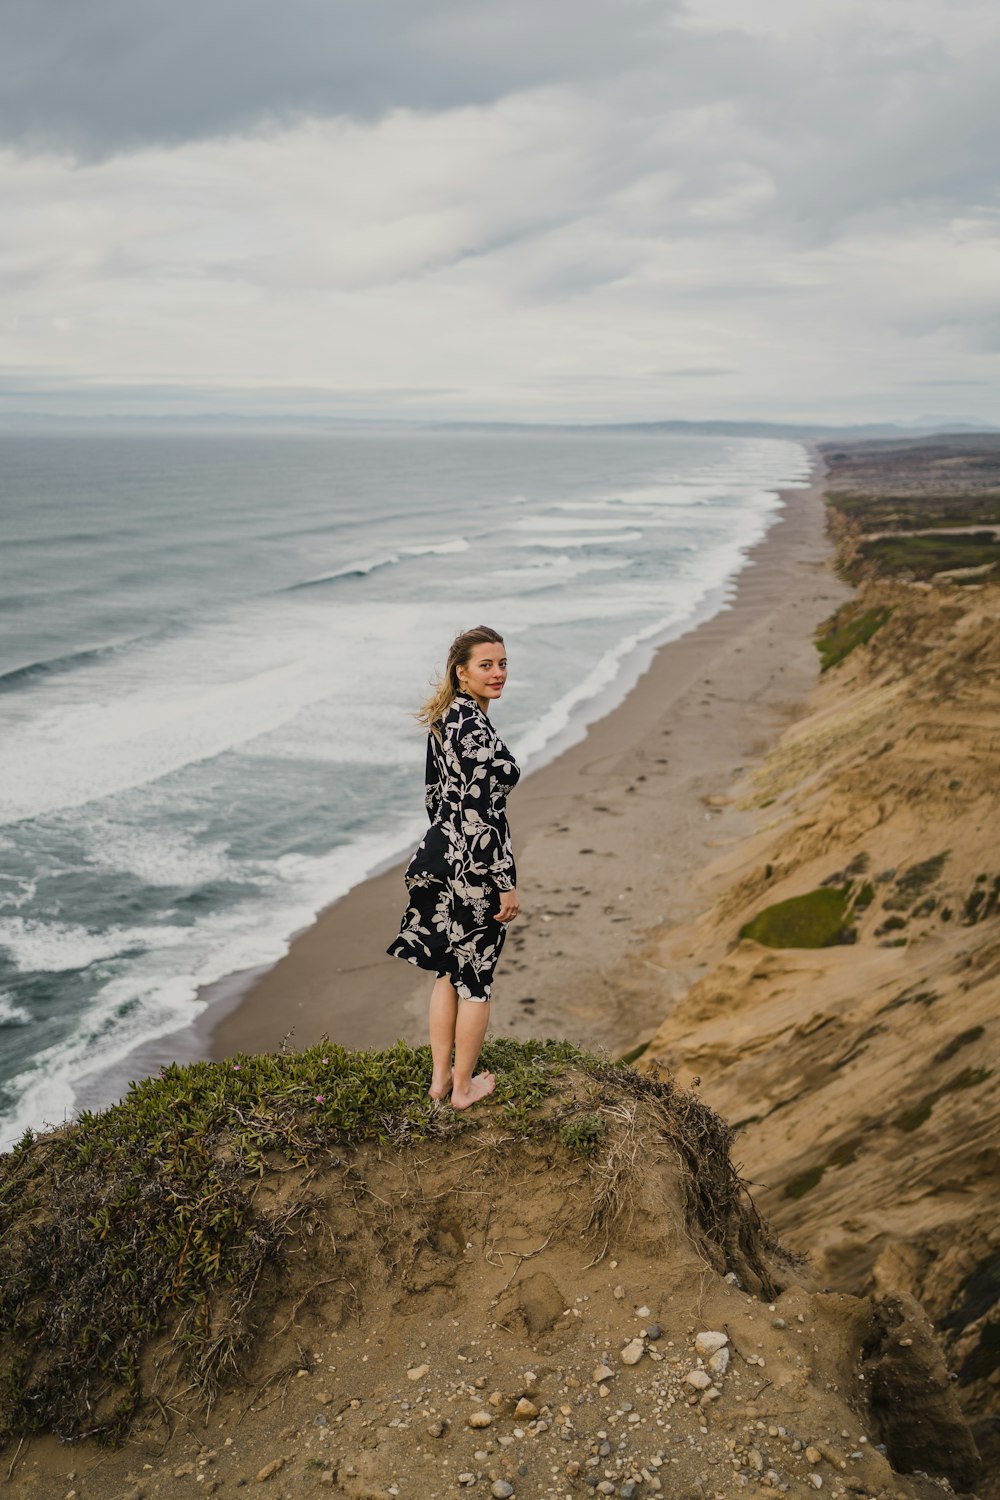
top-left (429, 1068), bottom-right (453, 1101)
top-left (450, 1071), bottom-right (496, 1110)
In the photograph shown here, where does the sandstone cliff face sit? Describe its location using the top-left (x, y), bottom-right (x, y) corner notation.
top-left (637, 573), bottom-right (1000, 1491)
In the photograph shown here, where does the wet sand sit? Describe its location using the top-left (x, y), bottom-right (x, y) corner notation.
top-left (195, 441), bottom-right (851, 1065)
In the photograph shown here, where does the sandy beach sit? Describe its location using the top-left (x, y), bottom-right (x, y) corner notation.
top-left (201, 441), bottom-right (853, 1065)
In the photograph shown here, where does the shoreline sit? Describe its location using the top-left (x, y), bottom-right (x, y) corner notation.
top-left (200, 440), bottom-right (851, 1064)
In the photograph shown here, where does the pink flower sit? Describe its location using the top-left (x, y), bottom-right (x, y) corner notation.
top-left (316, 1094), bottom-right (325, 1104)
top-left (232, 1063), bottom-right (240, 1070)
top-left (321, 1057), bottom-right (329, 1064)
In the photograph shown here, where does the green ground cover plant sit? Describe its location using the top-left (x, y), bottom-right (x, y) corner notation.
top-left (815, 604), bottom-right (894, 671)
top-left (853, 532), bottom-right (1000, 583)
top-left (739, 884), bottom-right (854, 948)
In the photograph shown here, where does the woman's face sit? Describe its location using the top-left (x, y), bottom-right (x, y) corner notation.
top-left (457, 641), bottom-right (507, 704)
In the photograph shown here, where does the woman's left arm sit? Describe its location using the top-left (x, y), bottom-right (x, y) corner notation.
top-left (454, 719), bottom-right (516, 892)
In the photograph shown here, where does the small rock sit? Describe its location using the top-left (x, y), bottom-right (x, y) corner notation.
top-left (458, 1474), bottom-right (476, 1487)
top-left (748, 1448), bottom-right (764, 1472)
top-left (805, 1447), bottom-right (822, 1464)
top-left (593, 1364), bottom-right (615, 1383)
top-left (621, 1484), bottom-right (638, 1499)
top-left (684, 1370), bottom-right (712, 1390)
top-left (515, 1398), bottom-right (538, 1418)
top-left (708, 1347), bottom-right (730, 1377)
top-left (808, 1477), bottom-right (822, 1490)
top-left (469, 1410), bottom-right (493, 1428)
top-left (407, 1363), bottom-right (430, 1381)
top-left (174, 1465), bottom-right (195, 1479)
top-left (644, 1322), bottom-right (662, 1340)
top-left (694, 1331), bottom-right (728, 1357)
top-left (256, 1456), bottom-right (287, 1482)
top-left (427, 1421), bottom-right (445, 1438)
top-left (313, 1413), bottom-right (328, 1427)
top-left (613, 1285), bottom-right (625, 1300)
top-left (492, 1484), bottom-right (515, 1499)
top-left (636, 1306), bottom-right (651, 1318)
top-left (620, 1339), bottom-right (645, 1366)
top-left (772, 1318), bottom-right (786, 1329)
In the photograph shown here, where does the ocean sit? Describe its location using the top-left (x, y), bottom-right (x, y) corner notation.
top-left (0, 426), bottom-right (812, 1148)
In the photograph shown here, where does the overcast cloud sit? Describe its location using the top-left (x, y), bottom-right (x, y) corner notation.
top-left (1, 0), bottom-right (997, 424)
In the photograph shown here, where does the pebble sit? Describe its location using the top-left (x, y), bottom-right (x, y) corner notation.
top-left (491, 1484), bottom-right (515, 1499)
top-left (515, 1397), bottom-right (538, 1418)
top-left (644, 1323), bottom-right (662, 1341)
top-left (593, 1364), bottom-right (615, 1383)
top-left (708, 1347), bottom-right (729, 1377)
top-left (620, 1339), bottom-right (645, 1366)
top-left (407, 1363), bottom-right (430, 1381)
top-left (694, 1331), bottom-right (728, 1356)
top-left (808, 1477), bottom-right (823, 1490)
top-left (684, 1370), bottom-right (712, 1390)
top-left (255, 1456), bottom-right (286, 1481)
top-left (427, 1421), bottom-right (445, 1438)
top-left (748, 1449), bottom-right (764, 1472)
top-left (636, 1306), bottom-right (651, 1318)
top-left (805, 1446), bottom-right (822, 1464)
top-left (469, 1410), bottom-right (493, 1428)
top-left (613, 1285), bottom-right (626, 1300)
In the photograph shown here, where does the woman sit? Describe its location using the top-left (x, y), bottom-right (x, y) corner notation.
top-left (387, 625), bottom-right (520, 1110)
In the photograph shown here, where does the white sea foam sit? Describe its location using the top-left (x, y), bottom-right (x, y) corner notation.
top-left (401, 538), bottom-right (470, 557)
top-left (0, 914), bottom-right (209, 974)
top-left (513, 515), bottom-right (652, 532)
top-left (0, 600), bottom-right (437, 824)
top-left (0, 992), bottom-right (29, 1025)
top-left (82, 818), bottom-right (235, 887)
top-left (487, 555), bottom-right (628, 581)
top-left (514, 530), bottom-right (644, 549)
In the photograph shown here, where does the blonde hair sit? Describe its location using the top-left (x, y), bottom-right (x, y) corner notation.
top-left (417, 625), bottom-right (505, 740)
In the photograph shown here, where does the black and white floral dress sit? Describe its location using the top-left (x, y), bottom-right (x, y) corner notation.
top-left (387, 690), bottom-right (520, 1002)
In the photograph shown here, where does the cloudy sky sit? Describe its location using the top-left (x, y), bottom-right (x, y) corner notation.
top-left (2, 0), bottom-right (998, 425)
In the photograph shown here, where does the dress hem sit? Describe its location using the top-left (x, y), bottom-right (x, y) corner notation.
top-left (385, 943), bottom-right (490, 1003)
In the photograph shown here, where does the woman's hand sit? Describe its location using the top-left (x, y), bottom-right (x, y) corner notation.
top-left (496, 887), bottom-right (520, 924)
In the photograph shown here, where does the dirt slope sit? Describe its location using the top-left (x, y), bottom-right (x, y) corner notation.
top-left (0, 1062), bottom-right (980, 1500)
top-left (636, 572), bottom-right (999, 1491)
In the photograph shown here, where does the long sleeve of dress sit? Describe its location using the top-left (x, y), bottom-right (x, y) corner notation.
top-left (453, 716), bottom-right (515, 892)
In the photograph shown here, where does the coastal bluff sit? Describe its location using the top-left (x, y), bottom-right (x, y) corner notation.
top-left (631, 436), bottom-right (1000, 1496)
top-left (0, 1042), bottom-right (977, 1499)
